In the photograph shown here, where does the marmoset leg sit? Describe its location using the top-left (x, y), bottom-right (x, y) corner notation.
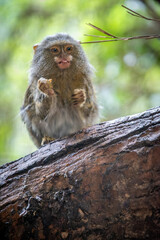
top-left (41, 136), bottom-right (55, 146)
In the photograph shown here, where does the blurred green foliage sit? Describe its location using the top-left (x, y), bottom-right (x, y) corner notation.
top-left (0, 0), bottom-right (160, 164)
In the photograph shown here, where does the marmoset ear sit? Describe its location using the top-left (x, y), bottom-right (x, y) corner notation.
top-left (33, 44), bottom-right (39, 52)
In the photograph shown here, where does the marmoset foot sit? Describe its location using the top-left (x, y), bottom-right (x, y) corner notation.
top-left (72, 89), bottom-right (86, 107)
top-left (41, 136), bottom-right (55, 145)
top-left (38, 78), bottom-right (54, 96)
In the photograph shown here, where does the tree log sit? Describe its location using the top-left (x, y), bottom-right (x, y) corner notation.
top-left (0, 107), bottom-right (160, 240)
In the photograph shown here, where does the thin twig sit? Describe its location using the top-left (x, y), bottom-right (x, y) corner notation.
top-left (127, 11), bottom-right (142, 18)
top-left (139, 0), bottom-right (160, 20)
top-left (83, 20), bottom-right (160, 44)
top-left (86, 23), bottom-right (117, 38)
top-left (81, 5), bottom-right (160, 44)
top-left (80, 35), bottom-right (160, 44)
top-left (122, 4), bottom-right (160, 22)
top-left (84, 34), bottom-right (112, 38)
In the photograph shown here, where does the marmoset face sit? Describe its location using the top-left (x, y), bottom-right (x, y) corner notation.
top-left (50, 44), bottom-right (73, 69)
top-left (32, 33), bottom-right (87, 76)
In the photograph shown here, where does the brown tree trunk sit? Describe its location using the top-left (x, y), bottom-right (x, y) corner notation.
top-left (0, 107), bottom-right (160, 240)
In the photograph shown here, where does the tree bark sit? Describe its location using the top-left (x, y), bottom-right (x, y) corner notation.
top-left (0, 107), bottom-right (160, 240)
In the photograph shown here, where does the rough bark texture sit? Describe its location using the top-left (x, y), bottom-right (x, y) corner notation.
top-left (0, 107), bottom-right (160, 240)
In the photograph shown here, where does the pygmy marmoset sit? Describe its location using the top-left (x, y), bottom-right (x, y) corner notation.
top-left (21, 33), bottom-right (98, 147)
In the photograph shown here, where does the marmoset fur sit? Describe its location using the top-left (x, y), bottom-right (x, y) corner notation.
top-left (21, 33), bottom-right (98, 147)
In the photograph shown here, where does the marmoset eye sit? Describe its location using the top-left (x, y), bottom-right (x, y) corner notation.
top-left (64, 45), bottom-right (73, 53)
top-left (50, 46), bottom-right (60, 54)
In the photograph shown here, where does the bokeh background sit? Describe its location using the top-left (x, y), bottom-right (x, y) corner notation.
top-left (0, 0), bottom-right (160, 165)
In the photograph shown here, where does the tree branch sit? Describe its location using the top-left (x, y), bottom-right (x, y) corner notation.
top-left (0, 107), bottom-right (160, 239)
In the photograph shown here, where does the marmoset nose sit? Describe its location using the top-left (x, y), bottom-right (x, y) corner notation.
top-left (60, 51), bottom-right (67, 58)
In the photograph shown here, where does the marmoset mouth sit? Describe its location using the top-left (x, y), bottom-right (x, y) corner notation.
top-left (58, 59), bottom-right (71, 69)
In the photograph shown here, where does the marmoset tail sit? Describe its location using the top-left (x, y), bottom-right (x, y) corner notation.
top-left (21, 33), bottom-right (98, 147)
